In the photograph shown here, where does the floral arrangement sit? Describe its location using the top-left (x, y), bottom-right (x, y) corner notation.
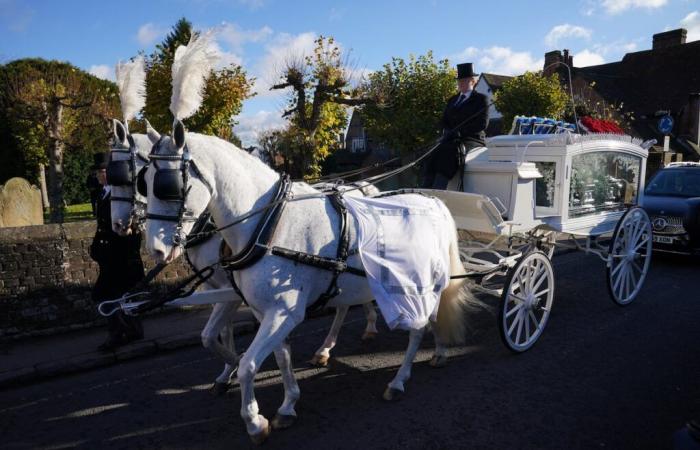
top-left (578, 116), bottom-right (625, 134)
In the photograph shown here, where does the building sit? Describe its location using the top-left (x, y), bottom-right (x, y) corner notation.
top-left (475, 72), bottom-right (513, 135)
top-left (545, 29), bottom-right (700, 162)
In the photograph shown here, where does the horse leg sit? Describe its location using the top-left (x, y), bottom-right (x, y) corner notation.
top-left (238, 309), bottom-right (299, 444)
top-left (361, 302), bottom-right (379, 340)
top-left (310, 305), bottom-right (348, 366)
top-left (383, 327), bottom-right (425, 402)
top-left (270, 339), bottom-right (300, 429)
top-left (429, 323), bottom-right (448, 368)
top-left (201, 301), bottom-right (242, 394)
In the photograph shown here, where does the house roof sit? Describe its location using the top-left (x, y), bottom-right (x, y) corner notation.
top-left (480, 73), bottom-right (513, 91)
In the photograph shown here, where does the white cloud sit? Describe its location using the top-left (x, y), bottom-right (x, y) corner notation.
top-left (234, 110), bottom-right (286, 146)
top-left (89, 64), bottom-right (115, 81)
top-left (600, 0), bottom-right (669, 15)
top-left (545, 24), bottom-right (592, 48)
top-left (573, 49), bottom-right (606, 67)
top-left (681, 11), bottom-right (700, 41)
top-left (452, 46), bottom-right (543, 75)
top-left (216, 22), bottom-right (272, 53)
top-left (238, 0), bottom-right (265, 10)
top-left (591, 39), bottom-right (638, 58)
top-left (136, 23), bottom-right (166, 46)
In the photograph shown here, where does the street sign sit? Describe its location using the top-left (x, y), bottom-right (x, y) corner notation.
top-left (657, 115), bottom-right (674, 134)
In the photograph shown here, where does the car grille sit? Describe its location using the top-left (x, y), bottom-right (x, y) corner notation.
top-left (650, 215), bottom-right (686, 234)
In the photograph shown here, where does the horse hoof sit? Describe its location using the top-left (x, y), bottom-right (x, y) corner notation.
top-left (429, 355), bottom-right (448, 368)
top-left (361, 331), bottom-right (378, 341)
top-left (309, 354), bottom-right (329, 367)
top-left (271, 413), bottom-right (296, 430)
top-left (209, 382), bottom-right (229, 396)
top-left (250, 418), bottom-right (272, 445)
top-left (382, 387), bottom-right (404, 402)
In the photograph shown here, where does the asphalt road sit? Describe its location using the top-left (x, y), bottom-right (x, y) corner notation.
top-left (1, 251), bottom-right (699, 450)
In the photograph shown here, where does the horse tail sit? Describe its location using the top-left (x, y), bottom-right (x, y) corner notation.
top-left (434, 220), bottom-right (471, 346)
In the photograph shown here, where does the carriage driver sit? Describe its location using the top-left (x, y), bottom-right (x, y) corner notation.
top-left (422, 62), bottom-right (489, 189)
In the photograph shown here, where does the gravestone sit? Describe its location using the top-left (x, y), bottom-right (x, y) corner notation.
top-left (0, 178), bottom-right (44, 227)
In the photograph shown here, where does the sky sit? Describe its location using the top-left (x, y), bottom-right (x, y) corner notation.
top-left (2, 0), bottom-right (699, 146)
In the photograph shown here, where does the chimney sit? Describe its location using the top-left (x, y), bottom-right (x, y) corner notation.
top-left (652, 28), bottom-right (687, 50)
top-left (543, 50), bottom-right (562, 76)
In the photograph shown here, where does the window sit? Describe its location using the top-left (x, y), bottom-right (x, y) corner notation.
top-left (568, 152), bottom-right (641, 218)
top-left (351, 138), bottom-right (366, 153)
top-left (534, 162), bottom-right (556, 208)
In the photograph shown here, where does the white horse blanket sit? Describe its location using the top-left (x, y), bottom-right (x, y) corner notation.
top-left (344, 194), bottom-right (452, 330)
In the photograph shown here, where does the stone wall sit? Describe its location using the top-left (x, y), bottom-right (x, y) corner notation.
top-left (0, 221), bottom-right (193, 341)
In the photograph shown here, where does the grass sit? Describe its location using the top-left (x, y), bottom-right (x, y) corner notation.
top-left (44, 203), bottom-right (95, 223)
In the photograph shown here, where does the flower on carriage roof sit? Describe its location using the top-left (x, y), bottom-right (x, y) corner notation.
top-left (579, 116), bottom-right (624, 134)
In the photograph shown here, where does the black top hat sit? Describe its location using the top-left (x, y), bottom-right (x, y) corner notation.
top-left (91, 152), bottom-right (109, 170)
top-left (456, 63), bottom-right (478, 79)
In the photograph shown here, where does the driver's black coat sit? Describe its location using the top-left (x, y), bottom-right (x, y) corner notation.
top-left (90, 190), bottom-right (145, 302)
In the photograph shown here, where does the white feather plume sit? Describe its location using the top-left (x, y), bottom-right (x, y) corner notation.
top-left (170, 32), bottom-right (220, 120)
top-left (115, 56), bottom-right (146, 125)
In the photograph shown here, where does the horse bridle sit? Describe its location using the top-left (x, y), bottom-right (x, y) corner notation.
top-left (106, 134), bottom-right (150, 226)
top-left (145, 137), bottom-right (213, 247)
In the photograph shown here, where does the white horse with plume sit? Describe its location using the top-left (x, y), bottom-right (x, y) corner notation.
top-left (143, 33), bottom-right (471, 444)
top-left (106, 46), bottom-right (380, 392)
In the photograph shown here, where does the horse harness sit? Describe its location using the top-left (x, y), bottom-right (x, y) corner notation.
top-left (106, 135), bottom-right (150, 223)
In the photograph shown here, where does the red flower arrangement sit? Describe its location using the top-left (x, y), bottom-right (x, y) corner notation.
top-left (579, 116), bottom-right (624, 134)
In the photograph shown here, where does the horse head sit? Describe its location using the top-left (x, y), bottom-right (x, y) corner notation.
top-left (108, 119), bottom-right (160, 236)
top-left (144, 119), bottom-right (214, 264)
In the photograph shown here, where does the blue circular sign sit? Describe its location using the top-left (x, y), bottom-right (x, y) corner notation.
top-left (657, 115), bottom-right (674, 134)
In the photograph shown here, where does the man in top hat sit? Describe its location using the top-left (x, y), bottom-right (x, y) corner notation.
top-left (89, 152), bottom-right (145, 352)
top-left (422, 62), bottom-right (489, 189)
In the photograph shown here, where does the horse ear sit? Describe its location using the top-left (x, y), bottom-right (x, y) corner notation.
top-left (144, 119), bottom-right (161, 144)
top-left (113, 119), bottom-right (128, 145)
top-left (172, 119), bottom-right (186, 150)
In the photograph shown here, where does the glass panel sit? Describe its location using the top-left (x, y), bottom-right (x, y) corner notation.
top-left (569, 152), bottom-right (641, 218)
top-left (535, 161), bottom-right (556, 208)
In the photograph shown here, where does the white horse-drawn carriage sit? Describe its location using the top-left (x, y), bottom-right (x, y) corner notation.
top-left (99, 34), bottom-right (654, 443)
top-left (417, 131), bottom-right (652, 352)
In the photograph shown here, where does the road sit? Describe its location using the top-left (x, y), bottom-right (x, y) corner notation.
top-left (2, 252), bottom-right (699, 449)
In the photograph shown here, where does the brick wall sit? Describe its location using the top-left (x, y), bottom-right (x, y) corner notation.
top-left (0, 221), bottom-right (194, 341)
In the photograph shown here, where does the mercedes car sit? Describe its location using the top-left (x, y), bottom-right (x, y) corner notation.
top-left (641, 162), bottom-right (700, 255)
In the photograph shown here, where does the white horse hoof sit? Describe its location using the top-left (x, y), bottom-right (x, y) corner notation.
top-left (271, 413), bottom-right (297, 430)
top-left (209, 382), bottom-right (229, 396)
top-left (382, 387), bottom-right (404, 402)
top-left (309, 354), bottom-right (329, 367)
top-left (361, 331), bottom-right (378, 341)
top-left (250, 418), bottom-right (272, 445)
top-left (429, 355), bottom-right (448, 368)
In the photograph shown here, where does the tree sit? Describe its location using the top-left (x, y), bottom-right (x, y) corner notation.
top-left (493, 71), bottom-right (569, 132)
top-left (360, 52), bottom-right (456, 157)
top-left (143, 18), bottom-right (255, 141)
top-left (271, 36), bottom-right (362, 178)
top-left (0, 59), bottom-right (119, 222)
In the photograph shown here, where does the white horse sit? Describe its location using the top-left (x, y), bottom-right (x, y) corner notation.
top-left (108, 120), bottom-right (380, 389)
top-left (143, 121), bottom-right (470, 444)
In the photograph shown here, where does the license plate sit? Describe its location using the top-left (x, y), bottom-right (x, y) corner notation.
top-left (653, 235), bottom-right (674, 244)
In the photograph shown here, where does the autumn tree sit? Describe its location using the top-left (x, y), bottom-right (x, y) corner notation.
top-left (359, 52), bottom-right (456, 157)
top-left (0, 59), bottom-right (119, 222)
top-left (494, 71), bottom-right (569, 132)
top-left (271, 36), bottom-right (367, 178)
top-left (143, 18), bottom-right (255, 140)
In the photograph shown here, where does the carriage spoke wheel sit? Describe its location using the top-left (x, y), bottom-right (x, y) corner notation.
top-left (606, 206), bottom-right (652, 306)
top-left (499, 251), bottom-right (554, 353)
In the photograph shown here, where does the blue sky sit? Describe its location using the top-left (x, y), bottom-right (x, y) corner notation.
top-left (2, 0), bottom-right (699, 145)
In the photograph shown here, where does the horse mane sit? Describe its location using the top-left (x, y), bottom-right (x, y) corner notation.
top-left (170, 32), bottom-right (220, 120)
top-left (115, 56), bottom-right (146, 125)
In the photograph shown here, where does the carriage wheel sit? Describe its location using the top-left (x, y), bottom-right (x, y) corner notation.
top-left (606, 206), bottom-right (652, 306)
top-left (499, 251), bottom-right (554, 353)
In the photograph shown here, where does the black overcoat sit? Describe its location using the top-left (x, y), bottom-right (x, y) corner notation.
top-left (429, 91), bottom-right (489, 178)
top-left (90, 190), bottom-right (145, 302)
